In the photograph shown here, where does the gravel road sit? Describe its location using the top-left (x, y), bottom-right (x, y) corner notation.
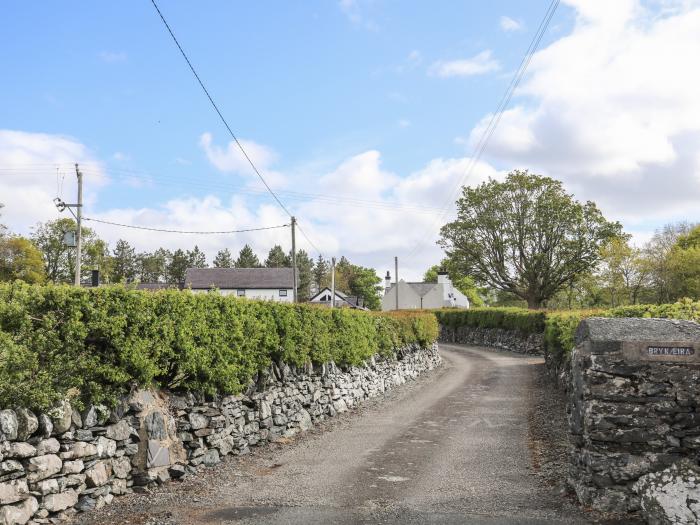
top-left (78, 344), bottom-right (634, 525)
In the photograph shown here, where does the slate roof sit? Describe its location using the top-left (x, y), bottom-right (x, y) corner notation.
top-left (136, 282), bottom-right (182, 291)
top-left (406, 282), bottom-right (438, 297)
top-left (184, 267), bottom-right (294, 290)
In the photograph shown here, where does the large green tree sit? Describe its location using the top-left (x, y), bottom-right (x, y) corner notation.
top-left (31, 218), bottom-right (100, 283)
top-left (668, 225), bottom-right (700, 300)
top-left (265, 245), bottom-right (290, 268)
top-left (0, 236), bottom-right (46, 284)
top-left (439, 170), bottom-right (621, 309)
top-left (111, 239), bottom-right (137, 283)
top-left (187, 245), bottom-right (207, 269)
top-left (312, 255), bottom-right (330, 291)
top-left (167, 249), bottom-right (190, 282)
top-left (295, 249), bottom-right (314, 301)
top-left (235, 244), bottom-right (262, 268)
top-left (213, 248), bottom-right (233, 268)
top-left (137, 249), bottom-right (170, 282)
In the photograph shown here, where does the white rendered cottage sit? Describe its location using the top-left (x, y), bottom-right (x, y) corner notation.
top-left (381, 271), bottom-right (470, 311)
top-left (184, 267), bottom-right (294, 302)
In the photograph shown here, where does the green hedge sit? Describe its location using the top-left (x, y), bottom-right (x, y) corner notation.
top-left (0, 282), bottom-right (438, 411)
top-left (433, 307), bottom-right (546, 335)
top-left (433, 301), bottom-right (700, 371)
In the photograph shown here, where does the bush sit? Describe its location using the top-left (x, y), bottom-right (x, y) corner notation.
top-left (433, 307), bottom-right (546, 335)
top-left (0, 282), bottom-right (438, 411)
top-left (432, 301), bottom-right (700, 371)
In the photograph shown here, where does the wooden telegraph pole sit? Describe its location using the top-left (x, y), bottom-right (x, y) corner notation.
top-left (291, 217), bottom-right (297, 302)
top-left (74, 164), bottom-right (83, 287)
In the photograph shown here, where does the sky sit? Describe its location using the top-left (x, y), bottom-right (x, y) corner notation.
top-left (1, 0), bottom-right (699, 281)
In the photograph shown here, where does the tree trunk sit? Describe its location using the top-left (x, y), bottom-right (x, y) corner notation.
top-left (526, 296), bottom-right (543, 309)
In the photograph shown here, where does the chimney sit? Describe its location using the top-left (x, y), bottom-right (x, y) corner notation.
top-left (385, 271), bottom-right (392, 294)
top-left (91, 269), bottom-right (100, 287)
top-left (437, 271), bottom-right (450, 285)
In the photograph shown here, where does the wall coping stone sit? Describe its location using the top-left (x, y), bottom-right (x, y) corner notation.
top-left (575, 317), bottom-right (700, 362)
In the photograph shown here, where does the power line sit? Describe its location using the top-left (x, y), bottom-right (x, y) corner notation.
top-left (405, 0), bottom-right (560, 259)
top-left (78, 166), bottom-right (445, 214)
top-left (83, 216), bottom-right (289, 235)
top-left (149, 0), bottom-right (293, 219)
top-left (295, 221), bottom-right (321, 255)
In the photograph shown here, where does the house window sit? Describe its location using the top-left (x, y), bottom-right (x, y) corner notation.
top-left (279, 289), bottom-right (288, 297)
top-left (236, 289), bottom-right (245, 297)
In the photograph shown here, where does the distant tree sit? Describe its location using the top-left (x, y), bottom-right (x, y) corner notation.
top-left (598, 236), bottom-right (651, 306)
top-left (84, 238), bottom-right (113, 283)
top-left (265, 245), bottom-right (290, 268)
top-left (312, 255), bottom-right (329, 291)
top-left (346, 265), bottom-right (382, 310)
top-left (111, 240), bottom-right (137, 283)
top-left (31, 218), bottom-right (99, 283)
top-left (0, 203), bottom-right (7, 238)
top-left (235, 244), bottom-right (262, 268)
top-left (295, 249), bottom-right (314, 300)
top-left (187, 245), bottom-right (207, 268)
top-left (168, 249), bottom-right (190, 283)
top-left (439, 170), bottom-right (621, 309)
top-left (137, 249), bottom-right (170, 282)
top-left (642, 222), bottom-right (697, 303)
top-left (213, 248), bottom-right (234, 268)
top-left (668, 225), bottom-right (700, 300)
top-left (0, 236), bottom-right (46, 284)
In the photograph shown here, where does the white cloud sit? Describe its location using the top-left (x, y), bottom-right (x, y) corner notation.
top-left (98, 51), bottom-right (127, 63)
top-left (500, 16), bottom-right (523, 32)
top-left (112, 152), bottom-right (129, 161)
top-left (466, 0), bottom-right (700, 228)
top-left (199, 132), bottom-right (287, 187)
top-left (338, 0), bottom-right (378, 31)
top-left (395, 50), bottom-right (422, 73)
top-left (0, 130), bottom-right (107, 234)
top-left (429, 51), bottom-right (500, 78)
top-left (2, 128), bottom-right (488, 278)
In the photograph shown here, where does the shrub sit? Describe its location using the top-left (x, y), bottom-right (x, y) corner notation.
top-left (433, 307), bottom-right (545, 335)
top-left (431, 301), bottom-right (700, 371)
top-left (0, 282), bottom-right (438, 411)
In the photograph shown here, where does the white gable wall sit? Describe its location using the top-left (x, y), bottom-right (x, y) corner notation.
top-left (191, 288), bottom-right (293, 302)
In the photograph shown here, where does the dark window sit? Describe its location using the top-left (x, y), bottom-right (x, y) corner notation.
top-left (236, 289), bottom-right (245, 297)
top-left (279, 289), bottom-right (288, 297)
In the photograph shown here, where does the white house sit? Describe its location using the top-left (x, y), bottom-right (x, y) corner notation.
top-left (184, 267), bottom-right (294, 302)
top-left (381, 271), bottom-right (470, 311)
top-left (309, 287), bottom-right (368, 310)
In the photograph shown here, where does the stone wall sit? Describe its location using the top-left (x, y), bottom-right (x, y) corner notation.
top-left (0, 343), bottom-right (440, 524)
top-left (439, 325), bottom-right (543, 355)
top-left (568, 318), bottom-right (700, 516)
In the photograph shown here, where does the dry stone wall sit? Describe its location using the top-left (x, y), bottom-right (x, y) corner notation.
top-left (0, 343), bottom-right (440, 524)
top-left (439, 325), bottom-right (543, 355)
top-left (569, 318), bottom-right (700, 517)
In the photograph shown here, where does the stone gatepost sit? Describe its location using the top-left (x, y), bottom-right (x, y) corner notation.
top-left (568, 317), bottom-right (700, 513)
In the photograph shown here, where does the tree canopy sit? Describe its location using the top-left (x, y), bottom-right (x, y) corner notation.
top-left (439, 170), bottom-right (621, 308)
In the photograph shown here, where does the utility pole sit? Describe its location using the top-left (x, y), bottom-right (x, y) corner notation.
top-left (74, 164), bottom-right (83, 287)
top-left (291, 217), bottom-right (298, 302)
top-left (394, 256), bottom-right (399, 310)
top-left (330, 257), bottom-right (336, 309)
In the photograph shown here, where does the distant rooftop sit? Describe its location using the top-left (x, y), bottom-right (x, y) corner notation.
top-left (184, 267), bottom-right (294, 290)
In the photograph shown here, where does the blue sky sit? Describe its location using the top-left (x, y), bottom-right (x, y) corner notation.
top-left (1, 1), bottom-right (699, 279)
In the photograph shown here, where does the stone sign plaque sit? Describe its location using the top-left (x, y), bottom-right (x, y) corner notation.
top-left (646, 346), bottom-right (695, 357)
top-left (622, 341), bottom-right (700, 363)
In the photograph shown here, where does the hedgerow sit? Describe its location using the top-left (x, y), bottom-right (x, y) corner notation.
top-left (433, 307), bottom-right (546, 335)
top-left (0, 282), bottom-right (438, 412)
top-left (433, 301), bottom-right (700, 370)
